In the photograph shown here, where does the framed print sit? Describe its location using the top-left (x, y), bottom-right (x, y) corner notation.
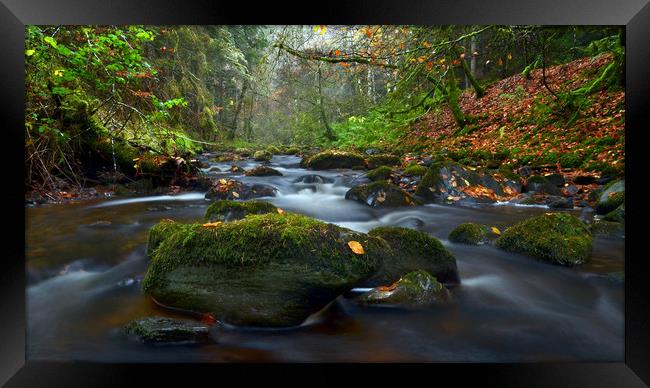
top-left (1, 0), bottom-right (649, 386)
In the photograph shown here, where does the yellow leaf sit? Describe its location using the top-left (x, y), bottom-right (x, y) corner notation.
top-left (232, 191), bottom-right (240, 198)
top-left (348, 241), bottom-right (365, 255)
top-left (277, 208), bottom-right (285, 214)
top-left (25, 49), bottom-right (35, 56)
top-left (491, 226), bottom-right (501, 235)
top-left (202, 221), bottom-right (222, 228)
top-left (218, 178), bottom-right (227, 185)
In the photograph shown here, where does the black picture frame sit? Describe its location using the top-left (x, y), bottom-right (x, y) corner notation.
top-left (1, 0), bottom-right (648, 386)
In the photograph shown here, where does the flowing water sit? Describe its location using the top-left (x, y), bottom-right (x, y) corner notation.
top-left (26, 155), bottom-right (624, 362)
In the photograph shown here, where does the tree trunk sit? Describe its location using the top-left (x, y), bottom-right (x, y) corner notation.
top-left (317, 65), bottom-right (336, 141)
top-left (442, 69), bottom-right (467, 128)
top-left (227, 80), bottom-right (249, 140)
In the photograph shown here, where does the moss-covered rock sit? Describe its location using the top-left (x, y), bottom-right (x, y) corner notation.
top-left (596, 190), bottom-right (624, 215)
top-left (366, 154), bottom-right (401, 170)
top-left (265, 145), bottom-right (281, 155)
top-left (590, 220), bottom-right (625, 238)
top-left (415, 161), bottom-right (521, 203)
top-left (495, 213), bottom-right (592, 266)
top-left (448, 223), bottom-right (488, 245)
top-left (147, 219), bottom-right (185, 258)
top-left (293, 174), bottom-right (334, 184)
top-left (355, 270), bottom-right (449, 306)
top-left (365, 226), bottom-right (459, 285)
top-left (142, 213), bottom-right (390, 327)
top-left (234, 148), bottom-right (253, 157)
top-left (205, 179), bottom-right (277, 200)
top-left (366, 166), bottom-right (392, 181)
top-left (253, 150), bottom-right (272, 162)
top-left (301, 150), bottom-right (366, 170)
top-left (124, 316), bottom-right (211, 344)
top-left (345, 181), bottom-right (417, 208)
top-left (602, 203), bottom-right (625, 223)
top-left (204, 200), bottom-right (278, 222)
top-left (403, 164), bottom-right (428, 177)
top-left (524, 175), bottom-right (561, 195)
top-left (284, 146), bottom-right (301, 155)
top-left (244, 166), bottom-right (283, 177)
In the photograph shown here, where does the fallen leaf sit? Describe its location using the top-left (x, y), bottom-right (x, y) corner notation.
top-left (377, 283), bottom-right (398, 292)
top-left (348, 241), bottom-right (365, 255)
top-left (200, 313), bottom-right (216, 325)
top-left (277, 208), bottom-right (285, 214)
top-left (491, 226), bottom-right (501, 235)
top-left (232, 192), bottom-right (240, 198)
top-left (202, 222), bottom-right (223, 228)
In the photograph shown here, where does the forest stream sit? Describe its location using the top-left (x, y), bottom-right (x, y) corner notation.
top-left (26, 154), bottom-right (624, 362)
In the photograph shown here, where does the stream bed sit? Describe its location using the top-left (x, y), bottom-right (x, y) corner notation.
top-left (26, 155), bottom-right (624, 362)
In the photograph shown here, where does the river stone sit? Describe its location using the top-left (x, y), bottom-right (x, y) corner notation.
top-left (124, 316), bottom-right (211, 344)
top-left (205, 179), bottom-right (277, 201)
top-left (366, 154), bottom-right (401, 170)
top-left (495, 213), bottom-right (592, 266)
top-left (300, 151), bottom-right (366, 170)
top-left (548, 196), bottom-right (574, 209)
top-left (245, 166), bottom-right (283, 176)
top-left (204, 200), bottom-right (278, 222)
top-left (590, 220), bottom-right (625, 239)
top-left (544, 173), bottom-right (566, 187)
top-left (602, 203), bottom-right (625, 223)
top-left (524, 175), bottom-right (561, 195)
top-left (142, 213), bottom-right (390, 327)
top-left (364, 226), bottom-right (459, 286)
top-left (448, 223), bottom-right (488, 245)
top-left (366, 166), bottom-right (392, 181)
top-left (355, 270), bottom-right (450, 306)
top-left (595, 179), bottom-right (624, 214)
top-left (345, 181), bottom-right (417, 208)
top-left (293, 174), bottom-right (334, 184)
top-left (253, 150), bottom-right (272, 162)
top-left (415, 161), bottom-right (521, 203)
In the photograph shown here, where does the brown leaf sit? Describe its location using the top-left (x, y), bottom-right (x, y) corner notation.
top-left (347, 241), bottom-right (365, 255)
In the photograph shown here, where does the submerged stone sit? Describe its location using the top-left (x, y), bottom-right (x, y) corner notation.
top-left (124, 316), bottom-right (211, 344)
top-left (355, 270), bottom-right (450, 306)
top-left (345, 181), bottom-right (417, 208)
top-left (495, 213), bottom-right (592, 266)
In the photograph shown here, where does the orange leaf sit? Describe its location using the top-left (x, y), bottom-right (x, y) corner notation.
top-left (202, 221), bottom-right (223, 228)
top-left (491, 226), bottom-right (501, 235)
top-left (277, 208), bottom-right (285, 214)
top-left (348, 241), bottom-right (365, 255)
top-left (334, 49), bottom-right (341, 56)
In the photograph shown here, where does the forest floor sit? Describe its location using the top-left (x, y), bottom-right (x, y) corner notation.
top-left (398, 53), bottom-right (624, 176)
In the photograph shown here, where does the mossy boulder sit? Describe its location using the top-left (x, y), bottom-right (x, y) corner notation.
top-left (147, 219), bottom-right (185, 258)
top-left (253, 150), bottom-right (272, 162)
top-left (245, 166), bottom-right (283, 177)
top-left (204, 200), bottom-right (278, 222)
top-left (495, 213), bottom-right (592, 266)
top-left (602, 203), bottom-right (624, 223)
top-left (284, 146), bottom-right (301, 155)
top-left (301, 150), bottom-right (366, 170)
top-left (524, 175), bottom-right (561, 195)
top-left (293, 174), bottom-right (334, 184)
top-left (415, 161), bottom-right (521, 203)
top-left (403, 164), bottom-right (428, 177)
top-left (366, 166), bottom-right (392, 181)
top-left (596, 180), bottom-right (624, 214)
top-left (355, 270), bottom-right (449, 306)
top-left (124, 316), bottom-right (211, 344)
top-left (234, 148), bottom-right (253, 157)
top-left (448, 223), bottom-right (488, 245)
top-left (142, 213), bottom-right (390, 327)
top-left (265, 145), bottom-right (281, 155)
top-left (345, 181), bottom-right (417, 208)
top-left (365, 226), bottom-right (459, 286)
top-left (366, 154), bottom-right (401, 170)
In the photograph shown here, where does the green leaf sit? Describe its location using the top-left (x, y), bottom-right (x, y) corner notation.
top-left (44, 36), bottom-right (57, 48)
top-left (25, 49), bottom-right (35, 56)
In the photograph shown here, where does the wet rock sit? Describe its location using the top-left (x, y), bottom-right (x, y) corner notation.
top-left (495, 213), bottom-right (592, 266)
top-left (421, 156), bottom-right (434, 167)
top-left (205, 179), bottom-right (277, 201)
top-left (365, 148), bottom-right (381, 155)
top-left (142, 213), bottom-right (390, 327)
top-left (204, 200), bottom-right (278, 222)
top-left (301, 151), bottom-right (366, 170)
top-left (253, 150), bottom-right (272, 162)
top-left (573, 175), bottom-right (597, 185)
top-left (345, 181), bottom-right (418, 208)
top-left (415, 161), bottom-right (521, 203)
top-left (245, 166), bottom-right (283, 177)
top-left (602, 203), bottom-right (624, 223)
top-left (547, 196), bottom-right (574, 209)
top-left (579, 207), bottom-right (595, 223)
top-left (543, 173), bottom-right (566, 187)
top-left (564, 185), bottom-right (580, 196)
top-left (124, 316), bottom-right (211, 344)
top-left (365, 226), bottom-right (459, 286)
top-left (366, 166), bottom-right (392, 181)
top-left (293, 174), bottom-right (334, 184)
top-left (229, 165), bottom-right (244, 173)
top-left (590, 220), bottom-right (625, 239)
top-left (517, 166), bottom-right (533, 177)
top-left (595, 179), bottom-right (624, 215)
top-left (448, 223), bottom-right (488, 245)
top-left (523, 175), bottom-right (561, 195)
top-left (366, 154), bottom-right (401, 170)
top-left (355, 270), bottom-right (450, 307)
top-left (208, 166), bottom-right (221, 172)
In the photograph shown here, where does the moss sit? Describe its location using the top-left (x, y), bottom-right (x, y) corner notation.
top-left (366, 154), bottom-right (401, 169)
top-left (147, 219), bottom-right (185, 258)
top-left (301, 150), bottom-right (366, 170)
top-left (142, 213), bottom-right (387, 294)
top-left (357, 270), bottom-right (449, 306)
top-left (234, 148), bottom-right (252, 157)
top-left (345, 181), bottom-right (417, 207)
top-left (367, 226), bottom-right (459, 285)
top-left (497, 165), bottom-right (521, 181)
top-left (284, 147), bottom-right (301, 155)
top-left (596, 191), bottom-right (624, 215)
top-left (266, 145), bottom-right (281, 155)
top-left (403, 164), bottom-right (428, 177)
top-left (124, 316), bottom-right (210, 344)
top-left (602, 203), bottom-right (624, 223)
top-left (204, 200), bottom-right (278, 222)
top-left (414, 162), bottom-right (443, 198)
top-left (448, 223), bottom-right (488, 245)
top-left (495, 213), bottom-right (592, 266)
top-left (253, 150), bottom-right (272, 162)
top-left (366, 166), bottom-right (392, 181)
top-left (244, 166), bottom-right (283, 176)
